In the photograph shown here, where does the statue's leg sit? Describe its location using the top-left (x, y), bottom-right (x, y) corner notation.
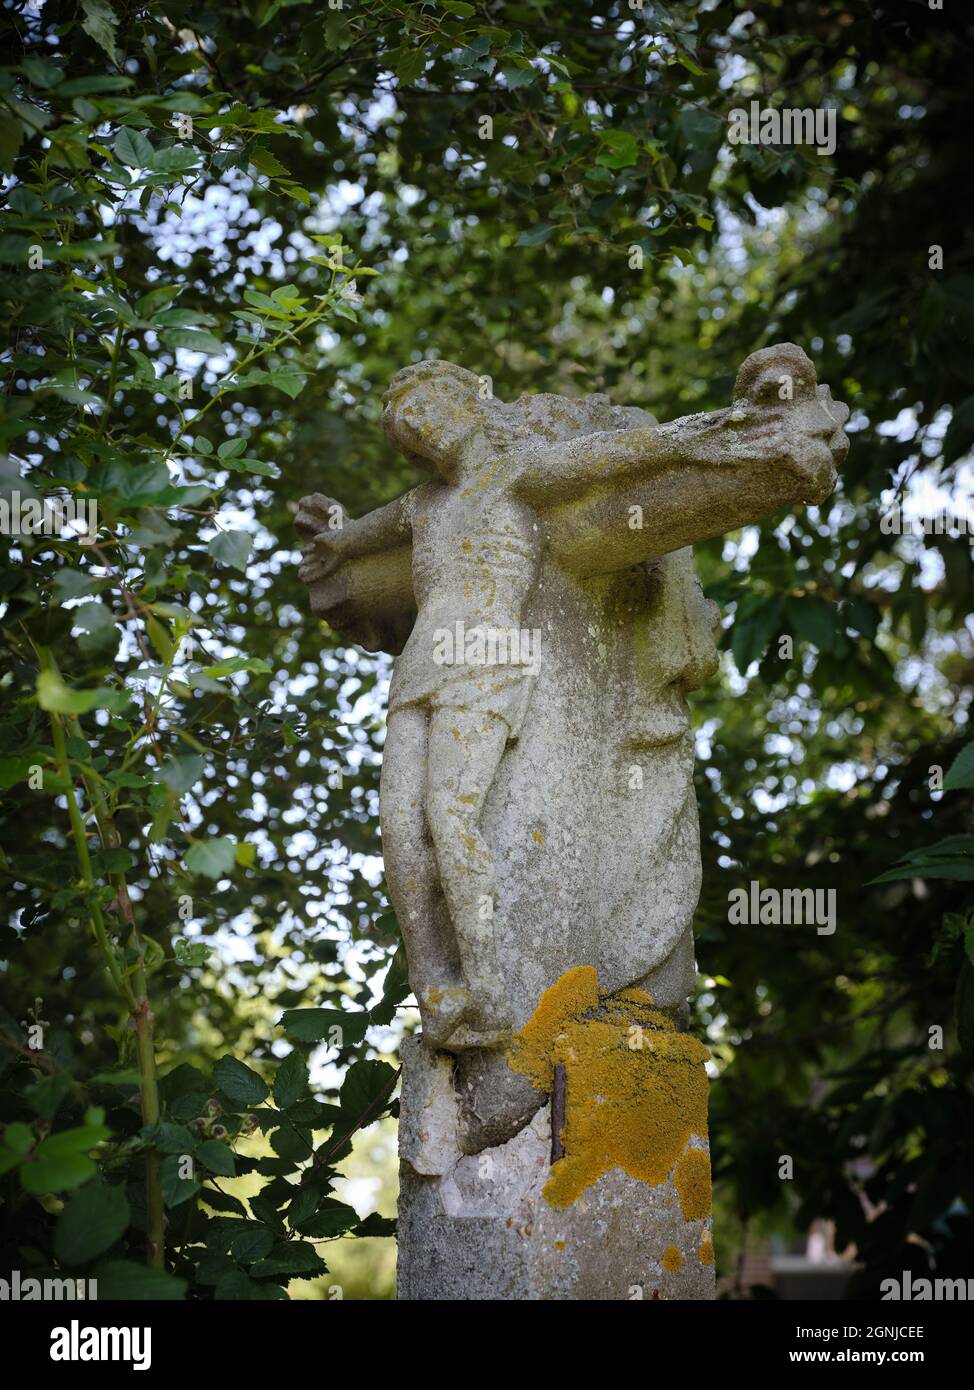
top-left (426, 705), bottom-right (513, 1035)
top-left (380, 706), bottom-right (470, 1045)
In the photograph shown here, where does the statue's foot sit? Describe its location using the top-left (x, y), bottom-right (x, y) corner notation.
top-left (420, 984), bottom-right (472, 1048)
top-left (465, 972), bottom-right (513, 1036)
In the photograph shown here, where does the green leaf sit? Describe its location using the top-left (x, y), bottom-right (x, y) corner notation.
top-left (91, 1069), bottom-right (143, 1088)
top-left (285, 1186), bottom-right (321, 1228)
top-left (788, 597), bottom-right (836, 653)
top-left (227, 1223), bottom-right (275, 1264)
top-left (161, 327), bottom-right (224, 354)
top-left (281, 1007), bottom-right (369, 1045)
top-left (36, 669), bottom-right (131, 715)
top-left (214, 1269), bottom-right (285, 1299)
top-left (944, 743), bottom-right (974, 792)
top-left (250, 146), bottom-right (291, 179)
top-left (72, 601), bottom-right (115, 635)
top-left (57, 75), bottom-right (132, 96)
top-left (115, 127), bottom-right (154, 168)
top-left (394, 48), bottom-right (427, 84)
top-left (81, 0), bottom-right (120, 64)
top-left (215, 455), bottom-right (279, 478)
top-left (679, 107), bottom-right (724, 154)
top-left (21, 57), bottom-right (65, 89)
top-left (158, 754), bottom-right (204, 794)
top-left (160, 1152), bottom-right (200, 1207)
top-left (21, 1150), bottom-right (96, 1195)
top-left (270, 1122), bottom-right (308, 1162)
top-left (208, 530), bottom-right (253, 570)
top-left (250, 1240), bottom-right (326, 1278)
top-left (294, 1199), bottom-right (359, 1238)
top-left (150, 1122), bottom-right (196, 1155)
top-left (339, 1060), bottom-right (398, 1122)
top-left (516, 224), bottom-right (557, 247)
top-left (37, 1118), bottom-right (110, 1155)
top-left (93, 1261), bottom-right (187, 1300)
top-left (199, 1187), bottom-right (247, 1217)
top-left (54, 569), bottom-right (101, 602)
top-left (272, 1050), bottom-right (309, 1110)
top-left (213, 1054), bottom-right (270, 1105)
top-left (235, 842), bottom-right (256, 871)
top-left (197, 1139), bottom-right (236, 1176)
top-left (596, 129), bottom-right (639, 169)
top-left (501, 65), bottom-right (536, 89)
top-left (185, 837), bottom-right (236, 880)
top-left (205, 656), bottom-right (271, 678)
top-left (217, 437), bottom-right (248, 459)
top-left (174, 937), bottom-right (211, 967)
top-left (370, 941), bottom-right (410, 1026)
top-left (869, 836), bottom-right (974, 884)
top-left (55, 1181), bottom-right (130, 1265)
top-left (267, 368), bottom-right (307, 399)
top-left (159, 1063), bottom-right (209, 1103)
top-left (4, 1122), bottom-right (34, 1157)
top-left (149, 146), bottom-right (202, 175)
top-left (355, 1212), bottom-right (396, 1237)
top-left (732, 598), bottom-right (781, 672)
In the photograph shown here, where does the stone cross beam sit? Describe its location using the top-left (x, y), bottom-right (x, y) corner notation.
top-left (297, 345), bottom-right (849, 1301)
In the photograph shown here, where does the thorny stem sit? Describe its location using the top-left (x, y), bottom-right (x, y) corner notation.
top-left (38, 645), bottom-right (165, 1269)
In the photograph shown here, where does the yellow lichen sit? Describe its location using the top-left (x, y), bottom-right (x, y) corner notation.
top-left (506, 965), bottom-right (600, 1092)
top-left (698, 1234), bottom-right (715, 1266)
top-left (662, 1246), bottom-right (682, 1272)
top-left (674, 1148), bottom-right (712, 1221)
top-left (616, 987), bottom-right (655, 1006)
top-left (531, 830), bottom-right (545, 845)
top-left (507, 966), bottom-right (710, 1210)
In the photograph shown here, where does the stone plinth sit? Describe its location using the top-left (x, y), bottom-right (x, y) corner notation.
top-left (397, 1031), bottom-right (715, 1302)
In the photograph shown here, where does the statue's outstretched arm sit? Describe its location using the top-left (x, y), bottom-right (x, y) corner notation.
top-left (513, 344), bottom-right (849, 578)
top-left (296, 490), bottom-right (415, 580)
top-left (296, 491), bottom-right (417, 654)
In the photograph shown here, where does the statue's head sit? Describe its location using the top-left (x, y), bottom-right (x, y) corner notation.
top-left (383, 361), bottom-right (664, 482)
top-left (382, 360), bottom-right (518, 480)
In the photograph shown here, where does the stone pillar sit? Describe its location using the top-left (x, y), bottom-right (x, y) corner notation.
top-left (397, 971), bottom-right (716, 1302)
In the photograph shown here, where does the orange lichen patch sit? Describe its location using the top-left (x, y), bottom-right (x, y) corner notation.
top-left (698, 1235), bottom-right (715, 1266)
top-left (616, 987), bottom-right (655, 1007)
top-left (506, 965), bottom-right (600, 1092)
top-left (662, 1246), bottom-right (682, 1272)
top-left (554, 1240), bottom-right (566, 1251)
top-left (602, 995), bottom-right (676, 1034)
top-left (674, 1148), bottom-right (712, 1221)
top-left (507, 967), bottom-right (710, 1210)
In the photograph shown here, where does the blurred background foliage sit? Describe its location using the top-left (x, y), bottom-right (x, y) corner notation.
top-left (0, 0), bottom-right (971, 1298)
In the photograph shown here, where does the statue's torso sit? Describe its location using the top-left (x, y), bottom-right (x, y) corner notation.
top-left (389, 473), bottom-right (543, 719)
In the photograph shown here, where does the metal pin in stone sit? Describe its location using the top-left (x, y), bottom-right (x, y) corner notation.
top-left (551, 1062), bottom-right (566, 1164)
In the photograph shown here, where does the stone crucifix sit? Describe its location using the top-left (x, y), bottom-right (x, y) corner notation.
top-left (297, 345), bottom-right (848, 1300)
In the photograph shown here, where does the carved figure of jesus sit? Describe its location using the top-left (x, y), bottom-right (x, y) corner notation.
top-left (297, 345), bottom-right (849, 1052)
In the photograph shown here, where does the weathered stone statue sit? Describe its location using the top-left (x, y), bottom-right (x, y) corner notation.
top-left (297, 345), bottom-right (849, 1300)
